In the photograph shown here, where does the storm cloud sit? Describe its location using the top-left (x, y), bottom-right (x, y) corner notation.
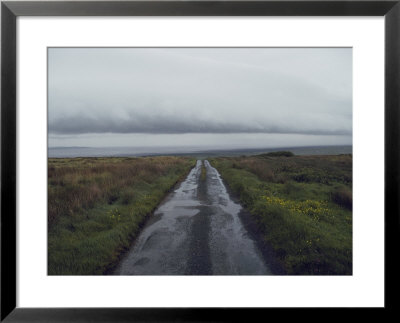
top-left (48, 48), bottom-right (352, 147)
top-left (49, 113), bottom-right (350, 136)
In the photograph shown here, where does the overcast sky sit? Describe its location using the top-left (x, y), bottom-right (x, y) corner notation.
top-left (48, 48), bottom-right (352, 149)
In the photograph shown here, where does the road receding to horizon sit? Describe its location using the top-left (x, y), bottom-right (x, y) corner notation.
top-left (114, 160), bottom-right (271, 275)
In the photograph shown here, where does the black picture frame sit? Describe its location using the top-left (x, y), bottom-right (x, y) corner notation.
top-left (1, 0), bottom-right (399, 321)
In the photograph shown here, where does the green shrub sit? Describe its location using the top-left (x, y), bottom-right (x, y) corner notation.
top-left (260, 151), bottom-right (295, 157)
top-left (120, 188), bottom-right (135, 205)
top-left (331, 187), bottom-right (352, 210)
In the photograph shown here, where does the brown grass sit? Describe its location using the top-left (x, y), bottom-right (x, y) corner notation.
top-left (226, 154), bottom-right (352, 185)
top-left (48, 156), bottom-right (192, 227)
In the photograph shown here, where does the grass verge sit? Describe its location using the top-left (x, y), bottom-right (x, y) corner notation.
top-left (210, 154), bottom-right (352, 275)
top-left (48, 156), bottom-right (195, 275)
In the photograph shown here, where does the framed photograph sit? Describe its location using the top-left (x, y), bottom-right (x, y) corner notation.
top-left (1, 0), bottom-right (398, 320)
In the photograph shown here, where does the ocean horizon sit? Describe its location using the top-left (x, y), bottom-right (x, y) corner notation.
top-left (48, 145), bottom-right (352, 158)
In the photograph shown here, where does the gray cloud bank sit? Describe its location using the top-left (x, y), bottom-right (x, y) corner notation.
top-left (49, 113), bottom-right (350, 136)
top-left (48, 48), bottom-right (352, 141)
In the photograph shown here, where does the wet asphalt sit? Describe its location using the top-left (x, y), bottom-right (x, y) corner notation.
top-left (114, 160), bottom-right (271, 275)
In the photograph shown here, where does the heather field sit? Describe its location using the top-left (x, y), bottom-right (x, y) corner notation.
top-left (48, 152), bottom-right (352, 275)
top-left (48, 156), bottom-right (195, 275)
top-left (210, 152), bottom-right (352, 275)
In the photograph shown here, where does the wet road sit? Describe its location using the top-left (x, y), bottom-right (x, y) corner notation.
top-left (114, 160), bottom-right (271, 275)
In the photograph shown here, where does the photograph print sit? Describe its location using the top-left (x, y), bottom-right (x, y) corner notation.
top-left (48, 47), bottom-right (352, 275)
